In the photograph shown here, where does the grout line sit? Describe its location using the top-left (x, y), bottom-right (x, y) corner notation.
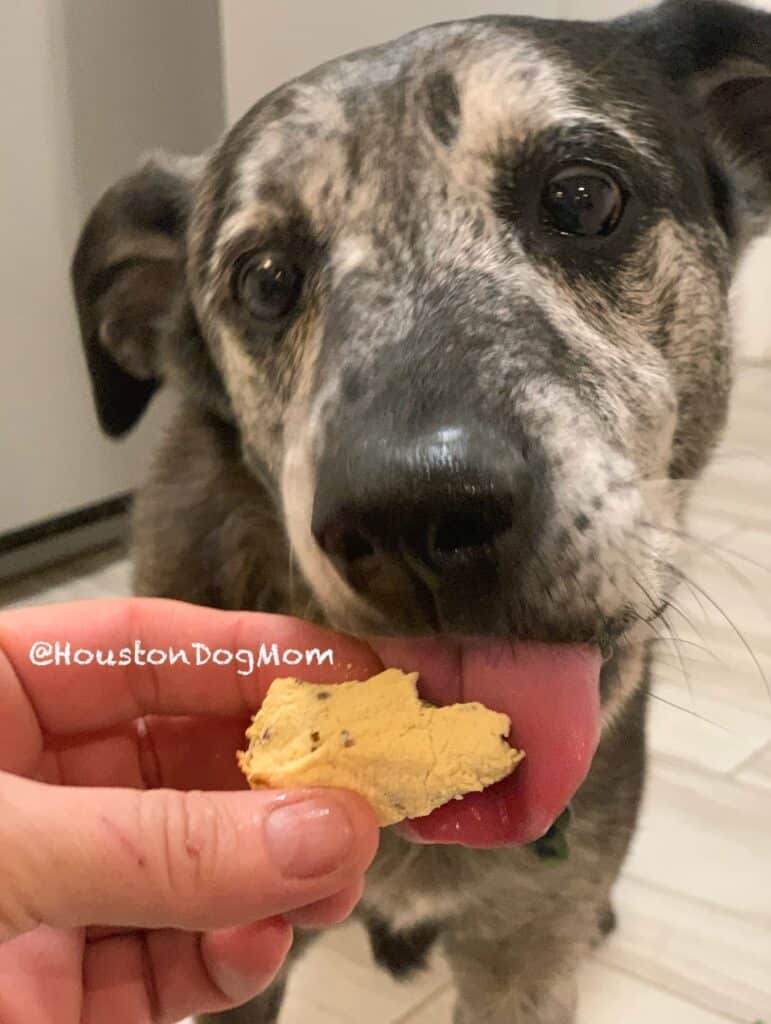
top-left (391, 981), bottom-right (453, 1024)
top-left (590, 957), bottom-right (745, 1024)
top-left (731, 739), bottom-right (771, 778)
top-left (649, 750), bottom-right (749, 782)
top-left (646, 753), bottom-right (759, 792)
top-left (619, 869), bottom-right (771, 930)
top-left (735, 357), bottom-right (771, 370)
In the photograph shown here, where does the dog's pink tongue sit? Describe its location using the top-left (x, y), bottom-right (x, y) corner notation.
top-left (367, 638), bottom-right (601, 848)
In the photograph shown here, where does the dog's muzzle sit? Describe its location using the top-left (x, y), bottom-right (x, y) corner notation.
top-left (311, 418), bottom-right (548, 632)
top-left (308, 415), bottom-right (600, 848)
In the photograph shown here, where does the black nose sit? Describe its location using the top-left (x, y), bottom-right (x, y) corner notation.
top-left (311, 424), bottom-right (542, 630)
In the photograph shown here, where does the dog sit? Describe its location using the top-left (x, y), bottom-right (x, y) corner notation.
top-left (71, 1), bottom-right (771, 1020)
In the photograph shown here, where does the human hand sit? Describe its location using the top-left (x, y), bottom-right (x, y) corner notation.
top-left (0, 598), bottom-right (382, 1023)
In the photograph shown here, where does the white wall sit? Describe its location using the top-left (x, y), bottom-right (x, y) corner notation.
top-left (0, 1), bottom-right (224, 535)
top-left (555, 0), bottom-right (637, 13)
top-left (220, 0), bottom-right (562, 123)
top-left (720, 0), bottom-right (771, 362)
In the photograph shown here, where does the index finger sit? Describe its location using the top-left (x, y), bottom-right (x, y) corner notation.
top-left (0, 598), bottom-right (383, 742)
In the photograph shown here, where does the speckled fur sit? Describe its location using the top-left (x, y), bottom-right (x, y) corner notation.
top-left (71, 3), bottom-right (771, 1021)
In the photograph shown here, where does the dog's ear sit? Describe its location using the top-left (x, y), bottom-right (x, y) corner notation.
top-left (626, 0), bottom-right (771, 242)
top-left (71, 154), bottom-right (200, 437)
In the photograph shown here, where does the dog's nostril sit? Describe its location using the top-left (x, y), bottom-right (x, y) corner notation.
top-left (318, 523), bottom-right (376, 563)
top-left (339, 528), bottom-right (375, 563)
top-left (429, 505), bottom-right (512, 560)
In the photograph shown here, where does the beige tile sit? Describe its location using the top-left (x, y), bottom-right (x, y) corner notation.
top-left (647, 526), bottom-right (771, 739)
top-left (323, 918), bottom-right (451, 982)
top-left (322, 919), bottom-right (370, 962)
top-left (578, 961), bottom-right (736, 1024)
top-left (395, 961), bottom-right (739, 1024)
top-left (663, 534), bottom-right (771, 644)
top-left (737, 742), bottom-right (771, 791)
top-left (647, 672), bottom-right (771, 775)
top-left (694, 480), bottom-right (771, 532)
top-left (672, 564), bottom-right (771, 655)
top-left (626, 759), bottom-right (771, 924)
top-left (396, 985), bottom-right (454, 1024)
top-left (614, 756), bottom-right (771, 1019)
top-left (281, 927), bottom-right (449, 1024)
top-left (653, 648), bottom-right (771, 724)
top-left (598, 876), bottom-right (771, 1021)
top-left (280, 991), bottom-right (356, 1024)
top-left (685, 516), bottom-right (771, 570)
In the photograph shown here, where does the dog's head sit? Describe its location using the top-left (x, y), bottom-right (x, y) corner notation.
top-left (72, 0), bottom-right (771, 845)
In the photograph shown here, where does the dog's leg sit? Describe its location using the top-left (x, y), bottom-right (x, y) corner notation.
top-left (443, 928), bottom-right (581, 1024)
top-left (592, 899), bottom-right (617, 948)
top-left (197, 929), bottom-right (317, 1024)
top-left (364, 909), bottom-right (440, 980)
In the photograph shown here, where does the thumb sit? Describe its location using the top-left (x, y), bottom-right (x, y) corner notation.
top-left (0, 772), bottom-right (378, 940)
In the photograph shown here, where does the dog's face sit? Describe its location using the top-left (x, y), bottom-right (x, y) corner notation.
top-left (182, 17), bottom-right (736, 654)
top-left (204, 42), bottom-right (713, 650)
top-left (72, 1), bottom-right (771, 843)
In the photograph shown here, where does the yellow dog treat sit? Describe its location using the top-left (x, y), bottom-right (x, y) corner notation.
top-left (237, 668), bottom-right (524, 826)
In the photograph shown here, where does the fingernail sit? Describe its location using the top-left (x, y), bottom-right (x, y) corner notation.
top-left (201, 918), bottom-right (291, 1002)
top-left (265, 797), bottom-right (354, 879)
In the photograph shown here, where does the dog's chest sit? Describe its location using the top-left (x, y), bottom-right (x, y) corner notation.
top-left (361, 832), bottom-right (548, 935)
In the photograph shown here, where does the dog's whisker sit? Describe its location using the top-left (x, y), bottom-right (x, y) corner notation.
top-left (630, 533), bottom-right (771, 706)
top-left (658, 611), bottom-right (697, 705)
top-left (641, 518), bottom-right (771, 583)
top-left (626, 568), bottom-right (696, 703)
top-left (630, 524), bottom-right (771, 704)
top-left (654, 635), bottom-right (727, 665)
top-left (630, 526), bottom-right (709, 616)
top-left (604, 531), bottom-right (737, 710)
top-left (643, 689), bottom-right (730, 732)
top-left (674, 565), bottom-right (771, 704)
top-left (654, 587), bottom-right (709, 643)
top-left (627, 532), bottom-right (713, 639)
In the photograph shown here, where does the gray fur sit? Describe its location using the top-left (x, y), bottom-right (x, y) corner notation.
top-left (70, 2), bottom-right (771, 1020)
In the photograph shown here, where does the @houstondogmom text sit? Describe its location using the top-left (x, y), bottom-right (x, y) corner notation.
top-left (28, 640), bottom-right (336, 675)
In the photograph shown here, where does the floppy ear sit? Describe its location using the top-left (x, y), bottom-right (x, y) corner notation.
top-left (626, 0), bottom-right (771, 244)
top-left (71, 154), bottom-right (200, 437)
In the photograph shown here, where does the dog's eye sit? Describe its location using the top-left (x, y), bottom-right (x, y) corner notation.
top-left (235, 251), bottom-right (302, 321)
top-left (541, 166), bottom-right (624, 237)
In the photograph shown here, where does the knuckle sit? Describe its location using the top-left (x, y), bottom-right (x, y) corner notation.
top-left (0, 783), bottom-right (44, 939)
top-left (148, 790), bottom-right (236, 915)
top-left (122, 597), bottom-right (163, 712)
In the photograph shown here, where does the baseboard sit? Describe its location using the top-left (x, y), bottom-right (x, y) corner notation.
top-left (0, 495), bottom-right (132, 583)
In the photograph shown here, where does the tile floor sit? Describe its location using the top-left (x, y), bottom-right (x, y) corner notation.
top-left (2, 366), bottom-right (770, 1022)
